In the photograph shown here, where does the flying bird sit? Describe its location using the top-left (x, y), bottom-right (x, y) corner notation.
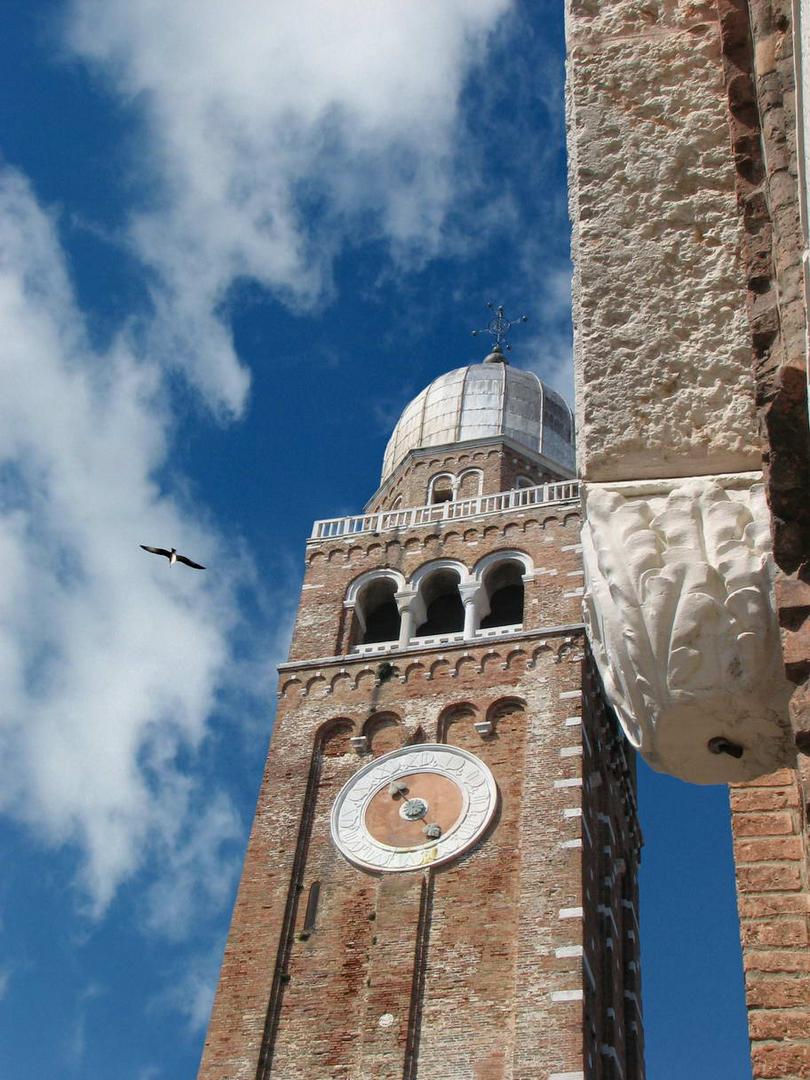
top-left (140, 545), bottom-right (206, 570)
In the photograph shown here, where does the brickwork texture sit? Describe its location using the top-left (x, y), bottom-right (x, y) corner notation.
top-left (199, 453), bottom-right (642, 1079)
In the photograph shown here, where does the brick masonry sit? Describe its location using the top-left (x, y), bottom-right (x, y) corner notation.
top-left (365, 439), bottom-right (565, 515)
top-left (731, 769), bottom-right (810, 1078)
top-left (198, 447), bottom-right (643, 1079)
top-left (716, 0), bottom-right (810, 744)
top-left (717, 0), bottom-right (810, 1069)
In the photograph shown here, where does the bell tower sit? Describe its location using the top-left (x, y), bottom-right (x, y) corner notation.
top-left (199, 341), bottom-right (644, 1080)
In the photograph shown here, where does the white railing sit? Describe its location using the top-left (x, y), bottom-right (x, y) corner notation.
top-left (311, 480), bottom-right (579, 540)
top-left (409, 631), bottom-right (466, 649)
top-left (349, 624), bottom-right (524, 656)
top-left (352, 640), bottom-right (399, 657)
top-left (475, 623), bottom-right (523, 639)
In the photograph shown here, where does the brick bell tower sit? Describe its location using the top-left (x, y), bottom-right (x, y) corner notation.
top-left (199, 332), bottom-right (645, 1080)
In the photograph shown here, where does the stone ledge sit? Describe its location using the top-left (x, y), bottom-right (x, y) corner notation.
top-left (277, 623), bottom-right (585, 673)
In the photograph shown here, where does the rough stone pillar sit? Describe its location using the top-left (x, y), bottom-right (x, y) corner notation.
top-left (566, 0), bottom-right (795, 783)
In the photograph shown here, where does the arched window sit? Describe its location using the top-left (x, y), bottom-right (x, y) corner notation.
top-left (457, 469), bottom-right (483, 498)
top-left (352, 576), bottom-right (402, 645)
top-left (479, 561), bottom-right (525, 629)
top-left (515, 475), bottom-right (535, 489)
top-left (415, 568), bottom-right (464, 636)
top-left (428, 473), bottom-right (455, 505)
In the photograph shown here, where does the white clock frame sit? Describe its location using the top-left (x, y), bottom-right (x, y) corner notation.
top-left (330, 743), bottom-right (498, 873)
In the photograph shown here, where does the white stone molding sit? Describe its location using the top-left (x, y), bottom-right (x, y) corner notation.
top-left (582, 474), bottom-right (794, 783)
top-left (409, 557), bottom-right (472, 591)
top-left (345, 568), bottom-right (406, 606)
top-left (473, 719), bottom-right (494, 737)
top-left (330, 744), bottom-right (498, 874)
top-left (427, 472), bottom-right (457, 503)
top-left (472, 548), bottom-right (534, 581)
top-left (394, 587), bottom-right (426, 649)
top-left (458, 581), bottom-right (489, 639)
top-left (457, 467), bottom-right (484, 496)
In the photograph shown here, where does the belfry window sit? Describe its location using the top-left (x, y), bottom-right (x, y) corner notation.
top-left (428, 473), bottom-right (454, 505)
top-left (356, 577), bottom-right (401, 645)
top-left (479, 561), bottom-right (524, 629)
top-left (415, 569), bottom-right (464, 636)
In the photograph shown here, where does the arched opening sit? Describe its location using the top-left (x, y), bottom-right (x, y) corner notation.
top-left (457, 469), bottom-right (483, 498)
top-left (318, 718), bottom-right (355, 758)
top-left (357, 577), bottom-right (401, 645)
top-left (415, 569), bottom-right (464, 636)
top-left (428, 473), bottom-right (454, 504)
top-left (437, 703), bottom-right (477, 744)
top-left (364, 712), bottom-right (404, 757)
top-left (515, 474), bottom-right (534, 489)
top-left (479, 562), bottom-right (524, 629)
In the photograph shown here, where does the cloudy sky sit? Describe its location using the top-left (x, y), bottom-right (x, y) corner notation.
top-left (0, 2), bottom-right (749, 1077)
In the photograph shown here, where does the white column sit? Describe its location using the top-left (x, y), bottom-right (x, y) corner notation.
top-left (459, 583), bottom-right (487, 641)
top-left (395, 589), bottom-right (425, 650)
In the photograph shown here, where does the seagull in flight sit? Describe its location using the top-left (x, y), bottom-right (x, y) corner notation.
top-left (140, 545), bottom-right (206, 570)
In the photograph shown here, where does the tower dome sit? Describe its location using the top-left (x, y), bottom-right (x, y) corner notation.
top-left (381, 354), bottom-right (575, 482)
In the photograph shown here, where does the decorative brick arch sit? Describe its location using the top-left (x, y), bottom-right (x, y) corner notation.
top-left (472, 549), bottom-right (534, 582)
top-left (346, 568), bottom-right (406, 604)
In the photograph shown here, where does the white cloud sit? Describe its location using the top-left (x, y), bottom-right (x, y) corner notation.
top-left (143, 792), bottom-right (242, 940)
top-left (517, 262), bottom-right (575, 405)
top-left (65, 982), bottom-right (103, 1068)
top-left (150, 941), bottom-right (226, 1035)
top-left (0, 168), bottom-right (246, 914)
top-left (0, 0), bottom-right (522, 935)
top-left (65, 0), bottom-right (513, 415)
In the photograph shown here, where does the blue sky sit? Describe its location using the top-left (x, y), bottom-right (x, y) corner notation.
top-left (0, 2), bottom-right (750, 1077)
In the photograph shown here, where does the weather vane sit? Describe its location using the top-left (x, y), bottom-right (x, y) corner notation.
top-left (471, 302), bottom-right (528, 353)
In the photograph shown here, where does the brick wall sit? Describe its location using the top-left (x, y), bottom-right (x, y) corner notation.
top-left (582, 652), bottom-right (645, 1080)
top-left (366, 438), bottom-right (565, 514)
top-left (716, 0), bottom-right (810, 756)
top-left (717, 0), bottom-right (810, 1068)
top-left (199, 473), bottom-right (641, 1079)
top-left (291, 504), bottom-right (583, 663)
top-left (731, 768), bottom-right (810, 1078)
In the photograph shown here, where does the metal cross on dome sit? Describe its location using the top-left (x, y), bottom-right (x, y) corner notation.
top-left (471, 302), bottom-right (528, 353)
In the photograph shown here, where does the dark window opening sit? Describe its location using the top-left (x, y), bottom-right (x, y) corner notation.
top-left (429, 475), bottom-right (454, 504)
top-left (415, 570), bottom-right (464, 636)
top-left (480, 563), bottom-right (524, 628)
top-left (299, 881), bottom-right (320, 940)
top-left (358, 579), bottom-right (401, 644)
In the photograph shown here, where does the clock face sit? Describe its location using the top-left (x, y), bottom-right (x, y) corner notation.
top-left (330, 744), bottom-right (498, 873)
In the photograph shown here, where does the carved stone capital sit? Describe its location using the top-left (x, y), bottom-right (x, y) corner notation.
top-left (582, 474), bottom-right (794, 783)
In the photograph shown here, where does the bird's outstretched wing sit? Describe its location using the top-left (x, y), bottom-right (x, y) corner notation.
top-left (141, 545), bottom-right (172, 558)
top-left (176, 554), bottom-right (206, 570)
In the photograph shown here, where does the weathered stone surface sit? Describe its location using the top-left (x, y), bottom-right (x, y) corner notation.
top-left (567, 10), bottom-right (761, 481)
top-left (566, 0), bottom-right (810, 1062)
